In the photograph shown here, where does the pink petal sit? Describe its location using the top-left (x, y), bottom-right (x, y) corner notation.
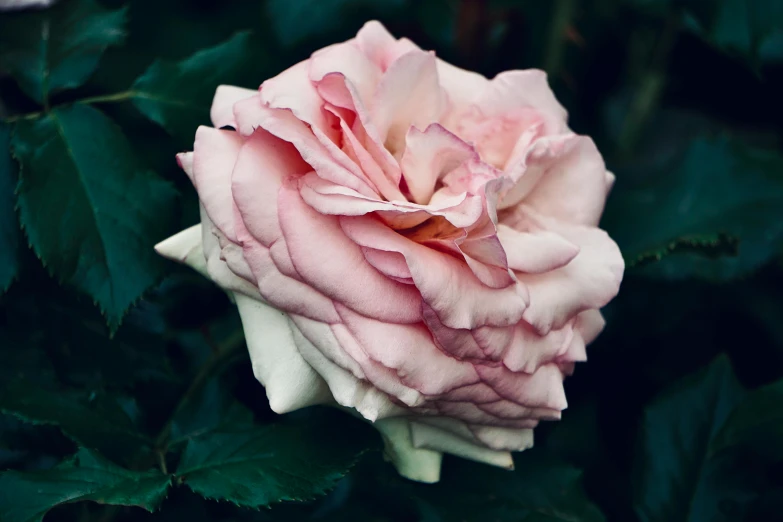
top-left (210, 85), bottom-right (259, 128)
top-left (475, 363), bottom-right (567, 410)
top-left (500, 134), bottom-right (610, 227)
top-left (340, 215), bottom-right (529, 329)
top-left (511, 208), bottom-right (624, 334)
top-left (231, 128), bottom-right (310, 247)
top-left (400, 123), bottom-right (477, 204)
top-left (334, 108), bottom-right (405, 201)
top-left (299, 172), bottom-right (485, 229)
top-left (475, 70), bottom-right (568, 134)
top-left (237, 233), bottom-right (340, 324)
top-left (233, 96), bottom-right (378, 198)
top-left (355, 20), bottom-right (418, 71)
top-left (192, 126), bottom-right (244, 241)
top-left (278, 186), bottom-right (422, 323)
top-left (336, 303), bottom-right (480, 396)
top-left (436, 60), bottom-right (488, 117)
top-left (309, 41), bottom-right (382, 110)
top-left (314, 73), bottom-right (402, 192)
top-left (362, 247), bottom-right (413, 283)
top-left (372, 50), bottom-right (446, 156)
top-left (176, 151), bottom-right (194, 185)
top-left (497, 224), bottom-right (580, 273)
top-left (259, 60), bottom-right (335, 140)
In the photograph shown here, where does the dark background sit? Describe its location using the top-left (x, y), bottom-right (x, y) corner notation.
top-left (1, 0), bottom-right (783, 521)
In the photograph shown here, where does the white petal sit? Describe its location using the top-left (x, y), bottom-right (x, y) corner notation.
top-left (235, 294), bottom-right (332, 414)
top-left (374, 417), bottom-right (442, 483)
top-left (409, 421), bottom-right (515, 470)
top-left (154, 225), bottom-right (209, 280)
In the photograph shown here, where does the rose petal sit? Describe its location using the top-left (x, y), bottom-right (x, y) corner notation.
top-left (475, 70), bottom-right (568, 134)
top-left (340, 215), bottom-right (529, 329)
top-left (235, 294), bottom-right (332, 413)
top-left (497, 223), bottom-right (580, 274)
top-left (509, 208), bottom-right (624, 334)
top-left (400, 123), bottom-right (477, 205)
top-left (231, 128), bottom-right (311, 246)
top-left (372, 49), bottom-right (445, 156)
top-left (278, 185), bottom-right (422, 323)
top-left (210, 85), bottom-right (258, 129)
top-left (192, 126), bottom-right (244, 241)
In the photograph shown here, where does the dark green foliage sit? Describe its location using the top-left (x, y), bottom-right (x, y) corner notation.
top-left (604, 136), bottom-right (783, 280)
top-left (130, 31), bottom-right (257, 144)
top-left (177, 409), bottom-right (380, 507)
top-left (418, 450), bottom-right (606, 522)
top-left (0, 448), bottom-right (171, 522)
top-left (633, 356), bottom-right (761, 522)
top-left (12, 105), bottom-right (177, 329)
top-left (1, 0), bottom-right (782, 521)
top-left (0, 0), bottom-right (127, 104)
top-left (0, 123), bottom-right (19, 292)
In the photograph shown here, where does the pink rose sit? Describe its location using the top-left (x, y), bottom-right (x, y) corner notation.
top-left (156, 21), bottom-right (624, 483)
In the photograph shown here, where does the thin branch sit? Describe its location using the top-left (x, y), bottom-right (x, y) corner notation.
top-left (76, 91), bottom-right (138, 105)
top-left (153, 330), bottom-right (246, 451)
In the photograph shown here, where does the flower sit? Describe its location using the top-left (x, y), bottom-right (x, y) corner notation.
top-left (155, 21), bottom-right (624, 483)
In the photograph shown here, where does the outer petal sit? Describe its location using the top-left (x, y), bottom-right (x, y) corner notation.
top-left (309, 42), bottom-right (382, 111)
top-left (259, 60), bottom-right (335, 139)
top-left (235, 294), bottom-right (332, 413)
top-left (234, 96), bottom-right (378, 198)
top-left (335, 303), bottom-right (479, 396)
top-left (355, 20), bottom-right (419, 71)
top-left (231, 127), bottom-right (310, 246)
top-left (409, 420), bottom-right (514, 469)
top-left (290, 315), bottom-right (409, 421)
top-left (154, 224), bottom-right (208, 279)
top-left (374, 417), bottom-right (442, 483)
top-left (210, 85), bottom-right (259, 128)
top-left (278, 185), bottom-right (422, 323)
top-left (475, 70), bottom-right (568, 134)
top-left (192, 126), bottom-right (244, 241)
top-left (497, 224), bottom-right (579, 274)
top-left (499, 135), bottom-right (610, 227)
top-left (507, 208), bottom-right (624, 334)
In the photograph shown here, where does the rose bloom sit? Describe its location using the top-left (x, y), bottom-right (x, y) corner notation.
top-left (156, 21), bottom-right (624, 482)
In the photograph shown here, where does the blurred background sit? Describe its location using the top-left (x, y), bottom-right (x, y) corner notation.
top-left (1, 0), bottom-right (783, 521)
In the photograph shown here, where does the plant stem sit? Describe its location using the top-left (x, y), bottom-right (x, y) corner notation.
top-left (153, 329), bottom-right (246, 452)
top-left (76, 91), bottom-right (137, 105)
top-left (2, 111), bottom-right (43, 123)
top-left (544, 0), bottom-right (577, 77)
top-left (617, 11), bottom-right (680, 159)
top-left (1, 91), bottom-right (135, 123)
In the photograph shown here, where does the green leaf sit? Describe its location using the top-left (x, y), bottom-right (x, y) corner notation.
top-left (683, 0), bottom-right (783, 64)
top-left (266, 0), bottom-right (405, 46)
top-left (633, 355), bottom-right (759, 522)
top-left (176, 408), bottom-right (379, 507)
top-left (130, 31), bottom-right (255, 144)
top-left (11, 104), bottom-right (178, 329)
top-left (417, 449), bottom-right (605, 522)
top-left (604, 136), bottom-right (783, 280)
top-left (0, 0), bottom-right (127, 104)
top-left (711, 378), bottom-right (783, 461)
top-left (0, 123), bottom-right (20, 292)
top-left (0, 448), bottom-right (170, 522)
top-left (0, 380), bottom-right (153, 465)
top-left (627, 0), bottom-right (783, 64)
top-left (168, 377), bottom-right (254, 450)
